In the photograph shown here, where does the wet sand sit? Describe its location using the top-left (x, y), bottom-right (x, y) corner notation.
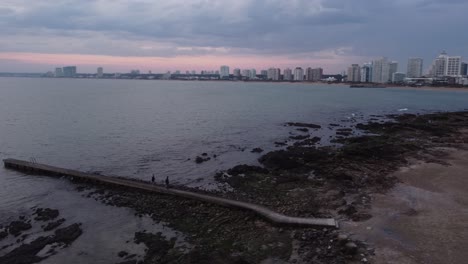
top-left (344, 147), bottom-right (468, 264)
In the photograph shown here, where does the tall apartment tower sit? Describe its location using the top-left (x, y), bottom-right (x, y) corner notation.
top-left (389, 61), bottom-right (398, 81)
top-left (294, 67), bottom-right (304, 81)
top-left (97, 67), bottom-right (104, 78)
top-left (220, 65), bottom-right (230, 79)
top-left (283, 68), bottom-right (293, 81)
top-left (360, 63), bottom-right (372, 82)
top-left (372, 57), bottom-right (389, 83)
top-left (430, 52), bottom-right (462, 77)
top-left (347, 64), bottom-right (361, 82)
top-left (407, 58), bottom-right (423, 78)
top-left (446, 56), bottom-right (462, 76)
top-left (311, 68), bottom-right (323, 81)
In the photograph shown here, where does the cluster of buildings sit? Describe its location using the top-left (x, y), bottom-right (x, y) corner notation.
top-left (220, 66), bottom-right (324, 82)
top-left (347, 52), bottom-right (468, 85)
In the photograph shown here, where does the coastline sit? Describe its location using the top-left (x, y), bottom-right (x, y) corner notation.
top-left (2, 110), bottom-right (468, 263)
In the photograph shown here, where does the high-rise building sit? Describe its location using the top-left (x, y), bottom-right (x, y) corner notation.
top-left (55, 67), bottom-right (63, 77)
top-left (392, 72), bottom-right (406, 83)
top-left (429, 52), bottom-right (447, 77)
top-left (372, 57), bottom-right (390, 83)
top-left (430, 52), bottom-right (462, 77)
top-left (260, 70), bottom-right (268, 76)
top-left (220, 65), bottom-right (230, 79)
top-left (233, 68), bottom-right (241, 78)
top-left (311, 68), bottom-right (323, 81)
top-left (461, 62), bottom-right (468, 76)
top-left (305, 67), bottom-right (313, 81)
top-left (283, 68), bottom-right (292, 81)
top-left (347, 64), bottom-right (361, 82)
top-left (360, 63), bottom-right (372, 83)
top-left (63, 66), bottom-right (77, 77)
top-left (446, 56), bottom-right (462, 76)
top-left (267, 68), bottom-right (280, 80)
top-left (241, 69), bottom-right (251, 78)
top-left (407, 58), bottom-right (423, 78)
top-left (97, 67), bottom-right (103, 78)
top-left (389, 61), bottom-right (398, 81)
top-left (293, 67), bottom-right (304, 81)
top-left (249, 69), bottom-right (257, 79)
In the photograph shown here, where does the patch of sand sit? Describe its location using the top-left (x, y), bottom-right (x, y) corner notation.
top-left (343, 148), bottom-right (468, 264)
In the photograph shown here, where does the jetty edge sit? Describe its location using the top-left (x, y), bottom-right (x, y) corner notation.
top-left (3, 158), bottom-right (338, 228)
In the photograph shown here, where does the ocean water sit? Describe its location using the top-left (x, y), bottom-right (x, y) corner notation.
top-left (1, 77), bottom-right (468, 261)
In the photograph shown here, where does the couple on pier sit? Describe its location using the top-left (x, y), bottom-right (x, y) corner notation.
top-left (151, 174), bottom-right (170, 188)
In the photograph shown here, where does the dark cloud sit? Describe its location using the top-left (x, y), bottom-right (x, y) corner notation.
top-left (0, 0), bottom-right (467, 71)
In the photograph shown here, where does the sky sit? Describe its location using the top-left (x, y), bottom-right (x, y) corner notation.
top-left (0, 0), bottom-right (467, 74)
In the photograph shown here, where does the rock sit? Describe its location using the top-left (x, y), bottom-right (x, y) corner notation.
top-left (118, 251), bottom-right (129, 258)
top-left (195, 156), bottom-right (210, 164)
top-left (258, 150), bottom-right (301, 170)
top-left (296, 128), bottom-right (309, 132)
top-left (201, 153), bottom-right (208, 156)
top-left (116, 261), bottom-right (137, 264)
top-left (337, 234), bottom-right (349, 243)
top-left (34, 208), bottom-right (59, 221)
top-left (43, 218), bottom-right (66, 231)
top-left (0, 230), bottom-right (8, 240)
top-left (289, 135), bottom-right (310, 140)
top-left (344, 242), bottom-right (358, 255)
top-left (8, 220), bottom-right (32, 237)
top-left (251, 148), bottom-right (264, 153)
top-left (0, 223), bottom-right (82, 264)
top-left (286, 122), bottom-right (322, 129)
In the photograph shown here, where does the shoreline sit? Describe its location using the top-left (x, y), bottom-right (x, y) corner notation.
top-left (3, 110), bottom-right (468, 263)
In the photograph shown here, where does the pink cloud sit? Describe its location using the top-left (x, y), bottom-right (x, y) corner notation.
top-left (0, 52), bottom-right (365, 73)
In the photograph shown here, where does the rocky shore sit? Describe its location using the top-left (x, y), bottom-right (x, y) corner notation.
top-left (4, 110), bottom-right (468, 263)
top-left (0, 208), bottom-right (82, 264)
top-left (81, 111), bottom-right (468, 263)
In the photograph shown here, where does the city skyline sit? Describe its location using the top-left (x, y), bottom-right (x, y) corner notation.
top-left (1, 1), bottom-right (468, 73)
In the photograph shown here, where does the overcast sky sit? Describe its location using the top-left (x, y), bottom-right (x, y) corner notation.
top-left (0, 0), bottom-right (467, 73)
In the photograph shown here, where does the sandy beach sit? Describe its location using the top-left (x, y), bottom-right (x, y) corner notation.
top-left (345, 146), bottom-right (468, 264)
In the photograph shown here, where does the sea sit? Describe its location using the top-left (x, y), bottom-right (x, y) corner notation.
top-left (1, 77), bottom-right (468, 263)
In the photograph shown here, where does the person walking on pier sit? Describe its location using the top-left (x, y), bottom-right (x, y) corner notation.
top-left (151, 174), bottom-right (155, 184)
top-left (165, 176), bottom-right (170, 188)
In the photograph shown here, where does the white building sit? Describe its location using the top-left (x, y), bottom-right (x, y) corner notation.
top-left (220, 65), bottom-right (230, 78)
top-left (283, 68), bottom-right (292, 81)
top-left (293, 67), bottom-right (304, 81)
top-left (446, 56), bottom-right (462, 76)
top-left (429, 52), bottom-right (462, 77)
top-left (372, 57), bottom-right (389, 83)
top-left (249, 69), bottom-right (257, 79)
top-left (241, 69), bottom-right (251, 78)
top-left (55, 67), bottom-right (63, 77)
top-left (407, 58), bottom-right (423, 78)
top-left (267, 68), bottom-right (281, 80)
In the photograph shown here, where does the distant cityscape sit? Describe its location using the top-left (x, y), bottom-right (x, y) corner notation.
top-left (1, 51), bottom-right (467, 86)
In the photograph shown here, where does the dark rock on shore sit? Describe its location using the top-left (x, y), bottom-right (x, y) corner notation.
top-left (8, 220), bottom-right (32, 237)
top-left (195, 156), bottom-right (210, 164)
top-left (292, 137), bottom-right (321, 147)
top-left (336, 128), bottom-right (353, 136)
top-left (296, 128), bottom-right (309, 132)
top-left (0, 223), bottom-right (82, 264)
top-left (0, 230), bottom-right (8, 240)
top-left (43, 218), bottom-right (66, 231)
top-left (286, 122), bottom-right (321, 129)
top-left (289, 135), bottom-right (310, 140)
top-left (34, 208), bottom-right (59, 221)
top-left (251, 148), bottom-right (264, 153)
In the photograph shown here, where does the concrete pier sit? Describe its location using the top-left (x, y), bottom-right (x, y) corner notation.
top-left (3, 158), bottom-right (338, 228)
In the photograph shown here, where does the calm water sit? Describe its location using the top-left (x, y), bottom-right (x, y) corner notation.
top-left (1, 77), bottom-right (468, 262)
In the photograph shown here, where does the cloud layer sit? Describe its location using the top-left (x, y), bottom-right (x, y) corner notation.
top-left (1, 0), bottom-right (467, 73)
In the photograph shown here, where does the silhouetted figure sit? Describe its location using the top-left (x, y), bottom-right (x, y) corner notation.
top-left (151, 174), bottom-right (155, 184)
top-left (165, 176), bottom-right (170, 188)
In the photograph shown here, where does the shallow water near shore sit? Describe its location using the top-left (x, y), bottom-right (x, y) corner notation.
top-left (2, 77), bottom-right (468, 261)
